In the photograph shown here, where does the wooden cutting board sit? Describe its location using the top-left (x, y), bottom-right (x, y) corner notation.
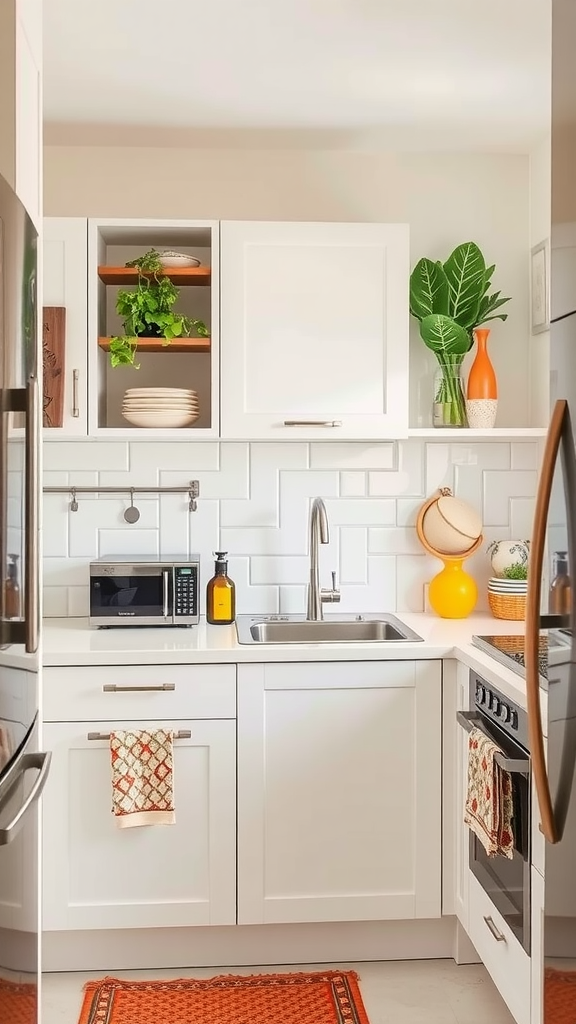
top-left (43, 306), bottom-right (66, 427)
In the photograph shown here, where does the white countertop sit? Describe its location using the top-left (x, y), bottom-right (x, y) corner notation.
top-left (41, 614), bottom-right (530, 702)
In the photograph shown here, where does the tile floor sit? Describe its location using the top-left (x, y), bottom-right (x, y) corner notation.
top-left (42, 958), bottom-right (515, 1024)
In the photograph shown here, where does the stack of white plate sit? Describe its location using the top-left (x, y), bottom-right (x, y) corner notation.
top-left (487, 576), bottom-right (528, 596)
top-left (122, 388), bottom-right (199, 428)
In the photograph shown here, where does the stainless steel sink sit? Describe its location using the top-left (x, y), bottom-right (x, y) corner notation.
top-left (235, 613), bottom-right (423, 645)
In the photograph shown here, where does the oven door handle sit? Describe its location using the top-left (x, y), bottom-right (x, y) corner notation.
top-left (457, 711), bottom-right (530, 774)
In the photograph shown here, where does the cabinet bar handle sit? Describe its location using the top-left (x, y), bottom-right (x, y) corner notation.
top-left (483, 916), bottom-right (506, 942)
top-left (87, 729), bottom-right (191, 741)
top-left (283, 420), bottom-right (342, 427)
top-left (72, 369), bottom-right (80, 418)
top-left (102, 683), bottom-right (176, 692)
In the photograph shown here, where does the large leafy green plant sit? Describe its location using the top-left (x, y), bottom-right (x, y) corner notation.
top-left (109, 249), bottom-right (209, 368)
top-left (409, 242), bottom-right (511, 425)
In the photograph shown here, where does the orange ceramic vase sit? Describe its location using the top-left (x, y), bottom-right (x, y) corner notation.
top-left (467, 328), bottom-right (497, 399)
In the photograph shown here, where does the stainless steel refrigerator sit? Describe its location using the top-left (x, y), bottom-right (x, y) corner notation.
top-left (0, 169), bottom-right (48, 1024)
top-left (526, 3), bottom-right (576, 1020)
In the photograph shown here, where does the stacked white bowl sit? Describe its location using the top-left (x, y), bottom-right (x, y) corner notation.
top-left (487, 576), bottom-right (528, 596)
top-left (122, 388), bottom-right (199, 428)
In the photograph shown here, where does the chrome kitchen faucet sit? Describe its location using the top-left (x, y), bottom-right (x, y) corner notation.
top-left (306, 497), bottom-right (341, 620)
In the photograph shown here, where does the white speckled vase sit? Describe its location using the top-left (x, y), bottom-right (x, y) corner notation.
top-left (465, 398), bottom-right (498, 428)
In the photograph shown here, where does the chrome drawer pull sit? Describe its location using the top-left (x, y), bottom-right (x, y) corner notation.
top-left (284, 420), bottom-right (342, 427)
top-left (483, 916), bottom-right (506, 942)
top-left (102, 683), bottom-right (176, 693)
top-left (87, 730), bottom-right (191, 741)
top-left (72, 369), bottom-right (80, 417)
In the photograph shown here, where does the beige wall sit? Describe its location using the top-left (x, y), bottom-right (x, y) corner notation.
top-left (44, 145), bottom-right (533, 425)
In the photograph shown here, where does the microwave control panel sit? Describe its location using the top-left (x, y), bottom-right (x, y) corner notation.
top-left (174, 566), bottom-right (198, 618)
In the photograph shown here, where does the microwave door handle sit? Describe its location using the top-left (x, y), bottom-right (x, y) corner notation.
top-left (163, 570), bottom-right (170, 620)
top-left (525, 399), bottom-right (572, 845)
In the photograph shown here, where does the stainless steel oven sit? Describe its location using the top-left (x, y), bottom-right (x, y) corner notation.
top-left (89, 556), bottom-right (200, 627)
top-left (458, 671), bottom-right (531, 953)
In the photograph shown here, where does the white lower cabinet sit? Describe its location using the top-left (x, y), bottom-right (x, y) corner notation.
top-left (467, 873), bottom-right (530, 1024)
top-left (237, 660), bottom-right (442, 925)
top-left (454, 661), bottom-right (470, 928)
top-left (42, 718), bottom-right (236, 930)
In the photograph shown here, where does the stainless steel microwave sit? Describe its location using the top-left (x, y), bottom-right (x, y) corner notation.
top-left (89, 556), bottom-right (200, 627)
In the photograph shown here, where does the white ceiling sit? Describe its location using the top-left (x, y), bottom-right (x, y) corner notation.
top-left (43, 0), bottom-right (551, 150)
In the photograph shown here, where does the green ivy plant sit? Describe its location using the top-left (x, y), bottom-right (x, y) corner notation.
top-left (109, 249), bottom-right (209, 368)
top-left (409, 242), bottom-right (511, 426)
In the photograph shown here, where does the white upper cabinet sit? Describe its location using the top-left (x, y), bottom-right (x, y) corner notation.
top-left (0, 0), bottom-right (42, 227)
top-left (43, 218), bottom-right (88, 436)
top-left (220, 221), bottom-right (410, 439)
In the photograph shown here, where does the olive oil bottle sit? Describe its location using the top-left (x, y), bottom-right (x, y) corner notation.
top-left (206, 552), bottom-right (236, 625)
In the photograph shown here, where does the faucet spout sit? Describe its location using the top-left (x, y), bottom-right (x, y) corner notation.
top-left (307, 497), bottom-right (340, 620)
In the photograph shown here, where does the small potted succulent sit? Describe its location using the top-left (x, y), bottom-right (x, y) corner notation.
top-left (109, 248), bottom-right (209, 368)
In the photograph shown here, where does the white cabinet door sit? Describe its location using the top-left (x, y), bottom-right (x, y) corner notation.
top-left (237, 660), bottom-right (441, 925)
top-left (43, 719), bottom-right (236, 931)
top-left (43, 218), bottom-right (88, 435)
top-left (220, 221), bottom-right (410, 439)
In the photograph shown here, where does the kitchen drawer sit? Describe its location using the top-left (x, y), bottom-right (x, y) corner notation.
top-left (43, 664), bottom-right (236, 722)
top-left (468, 873), bottom-right (530, 1024)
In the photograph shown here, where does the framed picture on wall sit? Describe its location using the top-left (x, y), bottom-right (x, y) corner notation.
top-left (531, 239), bottom-right (550, 334)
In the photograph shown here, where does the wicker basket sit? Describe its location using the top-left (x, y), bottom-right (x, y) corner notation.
top-left (488, 591), bottom-right (527, 620)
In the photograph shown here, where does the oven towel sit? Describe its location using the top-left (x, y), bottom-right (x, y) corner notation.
top-left (110, 729), bottom-right (176, 828)
top-left (464, 727), bottom-right (514, 858)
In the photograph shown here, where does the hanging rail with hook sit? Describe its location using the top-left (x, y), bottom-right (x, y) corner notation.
top-left (43, 480), bottom-right (200, 512)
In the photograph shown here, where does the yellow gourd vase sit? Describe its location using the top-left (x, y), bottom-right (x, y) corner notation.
top-left (428, 556), bottom-right (478, 619)
top-left (416, 490), bottom-right (483, 619)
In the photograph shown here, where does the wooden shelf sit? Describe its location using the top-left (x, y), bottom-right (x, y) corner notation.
top-left (98, 266), bottom-right (211, 286)
top-left (98, 337), bottom-right (211, 354)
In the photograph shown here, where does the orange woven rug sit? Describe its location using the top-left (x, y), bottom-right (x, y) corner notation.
top-left (545, 968), bottom-right (576, 1024)
top-left (77, 970), bottom-right (370, 1024)
top-left (0, 978), bottom-right (37, 1024)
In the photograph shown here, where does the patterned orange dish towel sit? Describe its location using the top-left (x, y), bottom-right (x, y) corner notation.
top-left (110, 729), bottom-right (176, 828)
top-left (464, 727), bottom-right (514, 858)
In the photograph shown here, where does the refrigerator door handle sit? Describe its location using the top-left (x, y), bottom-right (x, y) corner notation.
top-left (526, 399), bottom-right (576, 844)
top-left (24, 373), bottom-right (40, 654)
top-left (0, 750), bottom-right (51, 845)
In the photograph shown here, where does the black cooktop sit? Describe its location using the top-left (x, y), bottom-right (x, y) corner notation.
top-left (472, 634), bottom-right (549, 680)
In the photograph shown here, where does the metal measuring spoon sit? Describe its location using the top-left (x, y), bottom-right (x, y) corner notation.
top-left (124, 489), bottom-right (140, 524)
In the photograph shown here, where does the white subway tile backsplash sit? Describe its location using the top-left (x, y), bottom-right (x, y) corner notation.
top-left (368, 527), bottom-right (421, 556)
top-left (340, 471), bottom-right (367, 497)
top-left (310, 443), bottom-right (395, 470)
top-left (368, 442), bottom-right (423, 497)
top-left (43, 441), bottom-right (128, 472)
top-left (339, 528), bottom-right (368, 585)
top-left (482, 470), bottom-right (538, 527)
top-left (42, 438), bottom-right (541, 618)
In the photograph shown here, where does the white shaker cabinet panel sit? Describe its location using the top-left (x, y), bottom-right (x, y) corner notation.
top-left (220, 221), bottom-right (410, 439)
top-left (237, 659), bottom-right (441, 925)
top-left (43, 218), bottom-right (88, 436)
top-left (42, 719), bottom-right (236, 931)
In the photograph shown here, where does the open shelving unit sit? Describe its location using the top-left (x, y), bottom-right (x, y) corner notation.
top-left (88, 219), bottom-right (219, 436)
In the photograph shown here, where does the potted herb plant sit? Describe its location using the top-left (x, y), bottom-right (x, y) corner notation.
top-left (109, 248), bottom-right (209, 368)
top-left (409, 242), bottom-right (511, 427)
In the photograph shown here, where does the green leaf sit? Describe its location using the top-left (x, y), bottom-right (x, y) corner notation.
top-left (476, 290), bottom-right (511, 326)
top-left (443, 242), bottom-right (486, 328)
top-left (409, 258), bottom-right (449, 321)
top-left (419, 314), bottom-right (470, 356)
top-left (170, 320), bottom-right (183, 337)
